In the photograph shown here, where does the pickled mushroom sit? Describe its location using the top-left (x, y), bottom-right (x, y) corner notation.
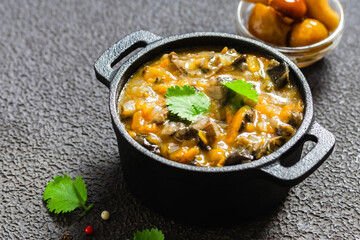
top-left (289, 19), bottom-right (329, 47)
top-left (268, 0), bottom-right (307, 20)
top-left (243, 0), bottom-right (339, 47)
top-left (305, 0), bottom-right (340, 32)
top-left (248, 3), bottom-right (291, 46)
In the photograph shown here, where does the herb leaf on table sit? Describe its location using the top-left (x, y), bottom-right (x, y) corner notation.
top-left (132, 228), bottom-right (165, 240)
top-left (43, 174), bottom-right (93, 216)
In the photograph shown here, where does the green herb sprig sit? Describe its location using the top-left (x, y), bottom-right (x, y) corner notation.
top-left (43, 174), bottom-right (93, 216)
top-left (222, 79), bottom-right (258, 108)
top-left (165, 85), bottom-right (211, 122)
top-left (130, 228), bottom-right (165, 240)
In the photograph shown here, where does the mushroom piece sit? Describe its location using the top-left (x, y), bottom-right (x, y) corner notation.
top-left (231, 54), bottom-right (248, 70)
top-left (190, 116), bottom-right (221, 141)
top-left (216, 75), bottom-right (236, 84)
top-left (288, 111), bottom-right (303, 128)
top-left (198, 130), bottom-right (211, 151)
top-left (202, 120), bottom-right (221, 139)
top-left (275, 124), bottom-right (295, 137)
top-left (190, 115), bottom-right (209, 131)
top-left (135, 135), bottom-right (160, 154)
top-left (173, 127), bottom-right (198, 142)
top-left (205, 75), bottom-right (236, 104)
top-left (252, 136), bottom-right (285, 159)
top-left (244, 109), bottom-right (255, 123)
top-left (189, 116), bottom-right (222, 147)
top-left (149, 106), bottom-right (169, 124)
top-left (169, 51), bottom-right (242, 78)
top-left (205, 85), bottom-right (228, 103)
top-left (169, 52), bottom-right (188, 74)
top-left (161, 121), bottom-right (186, 136)
top-left (224, 151), bottom-right (254, 166)
top-left (163, 142), bottom-right (181, 155)
top-left (266, 62), bottom-right (289, 89)
top-left (121, 100), bottom-right (136, 118)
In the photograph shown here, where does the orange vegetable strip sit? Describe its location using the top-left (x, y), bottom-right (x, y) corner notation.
top-left (184, 147), bottom-right (200, 162)
top-left (208, 148), bottom-right (226, 167)
top-left (159, 58), bottom-right (170, 68)
top-left (225, 105), bottom-right (251, 145)
top-left (244, 123), bottom-right (256, 132)
top-left (131, 111), bottom-right (145, 131)
top-left (140, 103), bottom-right (155, 121)
top-left (279, 102), bottom-right (303, 123)
top-left (143, 124), bottom-right (158, 133)
top-left (225, 106), bottom-right (235, 125)
top-left (153, 84), bottom-right (169, 95)
top-left (220, 47), bottom-right (228, 54)
top-left (255, 104), bottom-right (281, 118)
top-left (247, 55), bottom-right (261, 72)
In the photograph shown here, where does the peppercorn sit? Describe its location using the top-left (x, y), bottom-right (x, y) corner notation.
top-left (101, 210), bottom-right (110, 220)
top-left (85, 226), bottom-right (93, 235)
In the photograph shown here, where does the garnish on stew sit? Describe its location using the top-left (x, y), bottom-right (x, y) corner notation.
top-left (119, 47), bottom-right (303, 167)
top-left (165, 85), bottom-right (211, 122)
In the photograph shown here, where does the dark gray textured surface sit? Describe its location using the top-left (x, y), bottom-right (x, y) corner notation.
top-left (0, 0), bottom-right (359, 239)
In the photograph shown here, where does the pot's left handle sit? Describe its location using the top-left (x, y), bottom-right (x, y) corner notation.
top-left (260, 121), bottom-right (335, 186)
top-left (94, 30), bottom-right (162, 88)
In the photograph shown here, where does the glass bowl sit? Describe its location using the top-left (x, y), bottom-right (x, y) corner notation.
top-left (236, 0), bottom-right (345, 68)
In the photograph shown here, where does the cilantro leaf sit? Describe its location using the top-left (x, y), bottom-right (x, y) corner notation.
top-left (165, 85), bottom-right (210, 122)
top-left (133, 229), bottom-right (165, 240)
top-left (222, 79), bottom-right (259, 104)
top-left (43, 174), bottom-right (93, 215)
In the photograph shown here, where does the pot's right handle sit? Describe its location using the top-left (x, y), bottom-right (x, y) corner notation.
top-left (260, 121), bottom-right (335, 186)
top-left (94, 30), bottom-right (162, 88)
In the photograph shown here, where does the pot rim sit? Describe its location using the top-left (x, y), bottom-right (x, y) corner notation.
top-left (109, 32), bottom-right (313, 173)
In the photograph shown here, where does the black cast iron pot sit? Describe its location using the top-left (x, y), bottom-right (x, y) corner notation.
top-left (94, 30), bottom-right (335, 223)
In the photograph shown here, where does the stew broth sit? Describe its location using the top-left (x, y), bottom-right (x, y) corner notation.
top-left (119, 47), bottom-right (304, 167)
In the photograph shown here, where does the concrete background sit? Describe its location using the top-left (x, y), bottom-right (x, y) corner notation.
top-left (1, 0), bottom-right (359, 239)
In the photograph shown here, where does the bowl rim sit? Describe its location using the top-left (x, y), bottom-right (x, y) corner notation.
top-left (236, 0), bottom-right (345, 52)
top-left (109, 32), bottom-right (313, 173)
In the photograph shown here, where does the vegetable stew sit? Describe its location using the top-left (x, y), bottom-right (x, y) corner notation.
top-left (119, 47), bottom-right (304, 167)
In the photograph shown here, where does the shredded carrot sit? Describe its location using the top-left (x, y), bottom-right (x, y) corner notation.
top-left (168, 148), bottom-right (182, 161)
top-left (131, 110), bottom-right (158, 134)
top-left (184, 147), bottom-right (200, 162)
top-left (159, 58), bottom-right (170, 68)
top-left (134, 100), bottom-right (144, 110)
top-left (134, 102), bottom-right (154, 120)
top-left (144, 66), bottom-right (176, 83)
top-left (244, 123), bottom-right (256, 132)
top-left (142, 123), bottom-right (158, 133)
top-left (128, 130), bottom-right (136, 138)
top-left (225, 106), bottom-right (235, 125)
top-left (220, 47), bottom-right (228, 54)
top-left (179, 78), bottom-right (190, 86)
top-left (195, 80), bottom-right (207, 89)
top-left (169, 146), bottom-right (199, 164)
top-left (153, 84), bottom-right (169, 95)
top-left (257, 95), bottom-right (267, 105)
top-left (208, 148), bottom-right (226, 167)
top-left (279, 105), bottom-right (292, 122)
top-left (198, 131), bottom-right (208, 145)
top-left (256, 121), bottom-right (276, 134)
top-left (131, 111), bottom-right (145, 132)
top-left (141, 103), bottom-right (155, 121)
top-left (247, 55), bottom-right (261, 72)
top-left (225, 105), bottom-right (251, 145)
top-left (255, 104), bottom-right (281, 118)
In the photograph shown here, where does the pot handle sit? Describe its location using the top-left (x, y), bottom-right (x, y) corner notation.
top-left (260, 121), bottom-right (335, 186)
top-left (94, 30), bottom-right (162, 88)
